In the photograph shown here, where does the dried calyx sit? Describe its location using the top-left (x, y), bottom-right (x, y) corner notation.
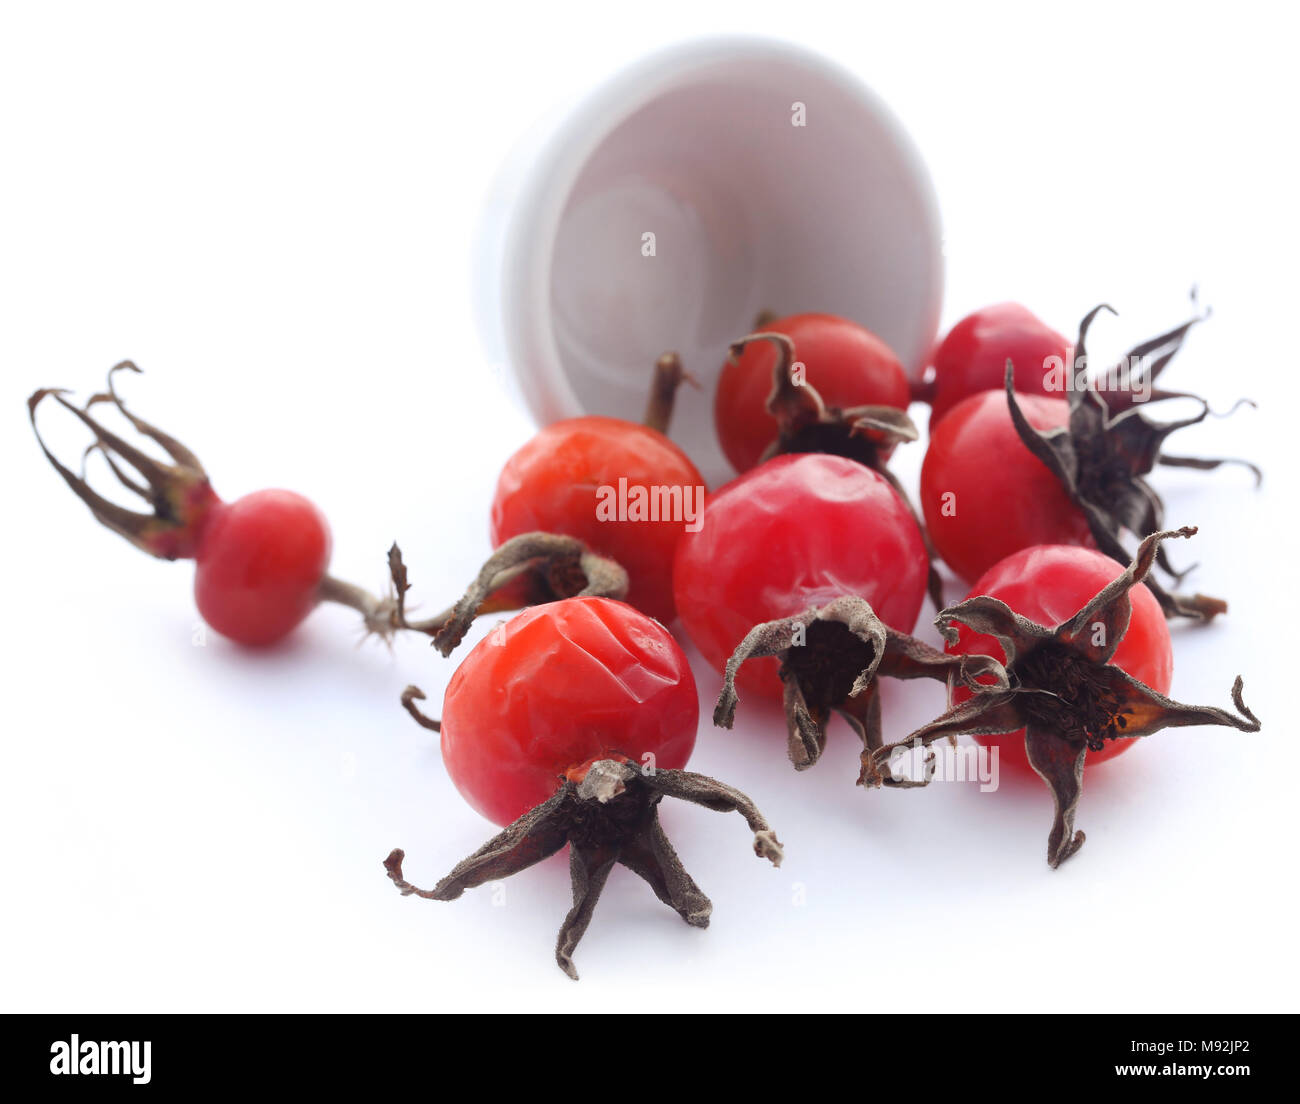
top-left (390, 534), bottom-right (629, 734)
top-left (732, 330), bottom-right (919, 474)
top-left (29, 362), bottom-right (220, 560)
top-left (731, 331), bottom-right (944, 608)
top-left (714, 596), bottom-right (1006, 786)
top-left (863, 527), bottom-right (1261, 868)
top-left (31, 362), bottom-right (406, 639)
top-left (391, 533), bottom-right (629, 660)
top-left (384, 757), bottom-right (782, 980)
top-left (1006, 302), bottom-right (1260, 620)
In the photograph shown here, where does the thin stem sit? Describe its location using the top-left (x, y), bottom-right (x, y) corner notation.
top-left (317, 574), bottom-right (400, 638)
top-left (642, 351), bottom-right (695, 435)
top-left (400, 685), bottom-right (441, 732)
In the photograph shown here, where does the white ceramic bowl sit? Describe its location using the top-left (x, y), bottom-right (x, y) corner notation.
top-left (474, 35), bottom-right (944, 483)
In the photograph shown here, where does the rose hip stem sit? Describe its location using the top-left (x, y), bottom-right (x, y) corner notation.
top-left (863, 526), bottom-right (1261, 868)
top-left (384, 758), bottom-right (782, 980)
top-left (713, 595), bottom-right (1006, 785)
top-left (641, 351), bottom-right (698, 435)
top-left (1004, 303), bottom-right (1260, 620)
top-left (29, 361), bottom-right (423, 642)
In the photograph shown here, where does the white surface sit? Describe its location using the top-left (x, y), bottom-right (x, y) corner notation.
top-left (1, 1), bottom-right (1295, 1013)
top-left (488, 36), bottom-right (942, 485)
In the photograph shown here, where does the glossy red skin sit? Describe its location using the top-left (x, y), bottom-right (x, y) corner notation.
top-left (921, 390), bottom-right (1095, 583)
top-left (928, 303), bottom-right (1071, 431)
top-left (674, 453), bottom-right (928, 700)
top-left (440, 596), bottom-right (698, 826)
top-left (947, 545), bottom-right (1173, 772)
top-left (491, 416), bottom-right (704, 625)
top-left (714, 312), bottom-right (910, 474)
top-left (193, 489), bottom-right (331, 646)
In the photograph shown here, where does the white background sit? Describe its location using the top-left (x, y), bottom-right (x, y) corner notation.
top-left (1, 1), bottom-right (1295, 1012)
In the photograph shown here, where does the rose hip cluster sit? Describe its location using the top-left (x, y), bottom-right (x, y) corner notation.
top-left (30, 297), bottom-right (1261, 979)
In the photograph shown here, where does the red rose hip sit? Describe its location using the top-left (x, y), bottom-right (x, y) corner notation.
top-left (439, 595), bottom-right (699, 826)
top-left (714, 313), bottom-right (912, 474)
top-left (926, 302), bottom-right (1071, 431)
top-left (944, 544), bottom-right (1173, 772)
top-left (675, 453), bottom-right (929, 699)
top-left (387, 595), bottom-right (782, 979)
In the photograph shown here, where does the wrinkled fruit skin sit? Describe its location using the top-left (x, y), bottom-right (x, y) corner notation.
top-left (674, 453), bottom-right (929, 701)
top-left (714, 312), bottom-right (910, 474)
top-left (439, 596), bottom-right (698, 826)
top-left (927, 302), bottom-right (1072, 431)
top-left (491, 416), bottom-right (704, 625)
top-left (921, 390), bottom-right (1094, 582)
top-left (947, 544), bottom-right (1173, 772)
top-left (193, 489), bottom-right (332, 646)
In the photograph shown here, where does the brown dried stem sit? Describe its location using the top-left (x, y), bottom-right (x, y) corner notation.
top-left (642, 351), bottom-right (698, 435)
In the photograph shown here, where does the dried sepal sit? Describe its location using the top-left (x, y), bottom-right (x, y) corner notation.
top-left (639, 762), bottom-right (785, 866)
top-left (29, 362), bottom-right (219, 559)
top-left (425, 532), bottom-right (630, 658)
top-left (867, 691), bottom-right (1025, 774)
top-left (934, 593), bottom-right (1052, 669)
top-left (389, 535), bottom-right (631, 734)
top-left (728, 331), bottom-right (944, 608)
top-left (1004, 301), bottom-right (1259, 619)
top-left (727, 331), bottom-right (920, 470)
top-left (1158, 448), bottom-right (1261, 483)
top-left (384, 758), bottom-right (781, 980)
top-left (1023, 727), bottom-right (1087, 868)
top-left (714, 595), bottom-right (1007, 785)
top-left (866, 527), bottom-right (1262, 867)
top-left (1094, 294), bottom-right (1238, 417)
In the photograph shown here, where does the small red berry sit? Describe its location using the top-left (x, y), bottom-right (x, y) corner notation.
top-left (714, 312), bottom-right (911, 474)
top-left (926, 302), bottom-right (1071, 431)
top-left (921, 388), bottom-right (1094, 583)
top-left (491, 414), bottom-right (703, 626)
top-left (675, 453), bottom-right (929, 700)
top-left (944, 544), bottom-right (1173, 772)
top-left (438, 595), bottom-right (698, 826)
top-left (921, 304), bottom-right (1256, 618)
top-left (194, 490), bottom-right (333, 647)
top-left (388, 595), bottom-right (782, 979)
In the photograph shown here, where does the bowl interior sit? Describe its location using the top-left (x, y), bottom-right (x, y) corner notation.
top-left (537, 47), bottom-right (942, 482)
